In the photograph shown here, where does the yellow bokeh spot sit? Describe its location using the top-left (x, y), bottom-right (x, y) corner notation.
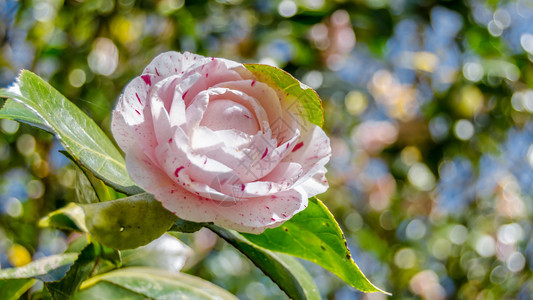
top-left (110, 15), bottom-right (144, 45)
top-left (345, 90), bottom-right (368, 116)
top-left (413, 51), bottom-right (439, 73)
top-left (456, 85), bottom-right (484, 117)
top-left (8, 244), bottom-right (32, 267)
top-left (401, 146), bottom-right (421, 166)
top-left (157, 0), bottom-right (185, 14)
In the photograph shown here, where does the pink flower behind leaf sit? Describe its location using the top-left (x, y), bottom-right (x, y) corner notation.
top-left (112, 51), bottom-right (331, 233)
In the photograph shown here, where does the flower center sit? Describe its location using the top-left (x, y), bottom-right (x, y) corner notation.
top-left (200, 99), bottom-right (259, 135)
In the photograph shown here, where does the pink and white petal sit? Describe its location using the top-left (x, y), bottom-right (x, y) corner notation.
top-left (115, 76), bottom-right (153, 126)
top-left (112, 75), bottom-right (159, 155)
top-left (155, 137), bottom-right (240, 199)
top-left (205, 87), bottom-right (268, 131)
top-left (216, 135), bottom-right (303, 198)
top-left (181, 60), bottom-right (244, 105)
top-left (184, 91), bottom-right (210, 134)
top-left (194, 128), bottom-right (265, 182)
top-left (151, 183), bottom-right (218, 223)
top-left (213, 188), bottom-right (308, 233)
top-left (197, 131), bottom-right (275, 182)
top-left (226, 162), bottom-right (304, 198)
top-left (259, 162), bottom-right (304, 188)
top-left (168, 93), bottom-right (186, 128)
top-left (111, 110), bottom-right (136, 152)
top-left (228, 162), bottom-right (303, 198)
top-left (297, 166), bottom-right (329, 197)
top-left (275, 106), bottom-right (304, 145)
top-left (149, 87), bottom-right (173, 146)
top-left (200, 99), bottom-right (259, 135)
top-left (283, 125), bottom-right (331, 177)
top-left (126, 143), bottom-right (308, 232)
top-left (125, 147), bottom-right (175, 193)
top-left (237, 130), bottom-right (292, 181)
top-left (218, 58), bottom-right (244, 70)
top-left (215, 80), bottom-right (283, 127)
top-left (151, 75), bottom-right (181, 111)
top-left (190, 126), bottom-right (226, 153)
top-left (143, 51), bottom-right (210, 79)
top-left (168, 74), bottom-right (201, 128)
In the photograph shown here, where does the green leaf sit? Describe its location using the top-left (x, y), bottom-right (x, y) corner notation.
top-left (76, 267), bottom-right (238, 300)
top-left (0, 98), bottom-right (51, 132)
top-left (245, 64), bottom-right (324, 127)
top-left (0, 71), bottom-right (142, 195)
top-left (75, 281), bottom-right (145, 299)
top-left (98, 244), bottom-right (122, 268)
top-left (46, 244), bottom-right (98, 299)
top-left (82, 194), bottom-right (178, 249)
top-left (209, 225), bottom-right (321, 300)
top-left (39, 203), bottom-right (88, 232)
top-left (59, 150), bottom-right (110, 204)
top-left (0, 253), bottom-right (78, 282)
top-left (242, 197), bottom-right (389, 295)
top-left (60, 150), bottom-right (117, 203)
top-left (65, 234), bottom-right (90, 254)
top-left (75, 166), bottom-right (101, 204)
top-left (0, 279), bottom-right (36, 300)
top-left (40, 194), bottom-right (178, 250)
top-left (169, 218), bottom-right (206, 233)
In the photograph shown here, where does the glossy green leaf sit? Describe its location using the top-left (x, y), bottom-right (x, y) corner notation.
top-left (98, 244), bottom-right (122, 268)
top-left (0, 71), bottom-right (142, 195)
top-left (209, 225), bottom-right (321, 300)
top-left (0, 253), bottom-right (78, 282)
top-left (169, 218), bottom-right (206, 233)
top-left (74, 281), bottom-right (145, 300)
top-left (39, 203), bottom-right (88, 232)
top-left (82, 194), bottom-right (178, 249)
top-left (46, 244), bottom-right (98, 299)
top-left (242, 197), bottom-right (389, 294)
top-left (0, 279), bottom-right (36, 300)
top-left (245, 64), bottom-right (324, 127)
top-left (75, 166), bottom-right (101, 204)
top-left (39, 194), bottom-right (178, 250)
top-left (0, 98), bottom-right (51, 132)
top-left (76, 267), bottom-right (238, 300)
top-left (60, 150), bottom-right (116, 203)
top-left (65, 234), bottom-right (90, 254)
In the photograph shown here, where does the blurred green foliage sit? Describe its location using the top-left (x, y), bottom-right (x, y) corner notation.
top-left (1, 0), bottom-right (533, 299)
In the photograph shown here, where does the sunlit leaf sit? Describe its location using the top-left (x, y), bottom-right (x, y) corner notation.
top-left (0, 98), bottom-right (51, 132)
top-left (0, 71), bottom-right (142, 195)
top-left (245, 64), bottom-right (324, 127)
top-left (242, 197), bottom-right (389, 294)
top-left (75, 166), bottom-right (101, 204)
top-left (209, 225), bottom-right (321, 300)
top-left (76, 267), bottom-right (237, 300)
top-left (39, 194), bottom-right (178, 250)
top-left (82, 194), bottom-right (178, 250)
top-left (46, 244), bottom-right (98, 298)
top-left (75, 281), bottom-right (145, 299)
top-left (39, 203), bottom-right (88, 232)
top-left (60, 150), bottom-right (113, 203)
top-left (0, 253), bottom-right (78, 282)
top-left (0, 279), bottom-right (36, 300)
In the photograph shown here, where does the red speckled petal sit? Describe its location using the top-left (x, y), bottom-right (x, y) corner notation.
top-left (283, 125), bottom-right (331, 195)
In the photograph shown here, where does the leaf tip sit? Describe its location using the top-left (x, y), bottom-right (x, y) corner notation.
top-left (37, 216), bottom-right (51, 228)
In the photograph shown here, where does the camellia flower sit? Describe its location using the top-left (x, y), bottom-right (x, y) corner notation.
top-left (111, 52), bottom-right (331, 233)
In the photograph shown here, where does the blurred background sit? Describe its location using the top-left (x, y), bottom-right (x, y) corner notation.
top-left (1, 0), bottom-right (533, 298)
